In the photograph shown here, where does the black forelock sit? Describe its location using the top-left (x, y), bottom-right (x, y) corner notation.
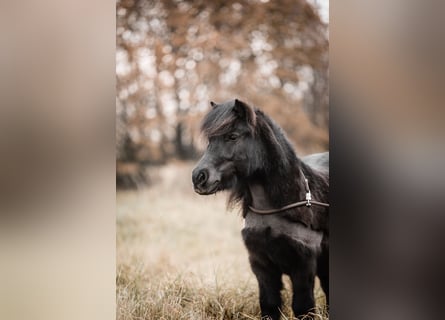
top-left (201, 100), bottom-right (239, 138)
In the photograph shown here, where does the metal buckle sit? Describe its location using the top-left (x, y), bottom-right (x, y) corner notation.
top-left (306, 192), bottom-right (312, 207)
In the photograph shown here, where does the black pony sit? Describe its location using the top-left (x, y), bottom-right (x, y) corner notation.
top-left (192, 99), bottom-right (329, 319)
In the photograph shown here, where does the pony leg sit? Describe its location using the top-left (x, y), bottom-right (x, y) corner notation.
top-left (290, 264), bottom-right (316, 319)
top-left (317, 252), bottom-right (329, 305)
top-left (249, 257), bottom-right (283, 320)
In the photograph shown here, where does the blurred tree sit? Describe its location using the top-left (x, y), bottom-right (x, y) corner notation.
top-left (116, 0), bottom-right (329, 166)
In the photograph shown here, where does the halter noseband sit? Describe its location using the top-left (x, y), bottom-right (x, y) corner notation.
top-left (248, 171), bottom-right (329, 215)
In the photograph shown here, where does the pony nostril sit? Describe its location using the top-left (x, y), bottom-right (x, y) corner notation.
top-left (197, 170), bottom-right (208, 186)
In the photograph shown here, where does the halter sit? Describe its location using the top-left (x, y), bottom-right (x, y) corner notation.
top-left (248, 171), bottom-right (329, 215)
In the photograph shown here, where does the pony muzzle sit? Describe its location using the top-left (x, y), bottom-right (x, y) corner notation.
top-left (192, 166), bottom-right (221, 195)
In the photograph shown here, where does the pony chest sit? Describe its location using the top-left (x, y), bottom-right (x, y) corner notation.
top-left (243, 212), bottom-right (323, 250)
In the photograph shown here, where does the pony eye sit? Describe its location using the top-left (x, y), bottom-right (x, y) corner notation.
top-left (228, 133), bottom-right (238, 141)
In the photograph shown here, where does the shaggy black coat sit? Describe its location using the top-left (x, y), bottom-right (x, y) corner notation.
top-left (197, 99), bottom-right (329, 319)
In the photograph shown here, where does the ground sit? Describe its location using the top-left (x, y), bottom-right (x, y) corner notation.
top-left (117, 161), bottom-right (328, 320)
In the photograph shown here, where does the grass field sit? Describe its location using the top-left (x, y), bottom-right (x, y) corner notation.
top-left (117, 162), bottom-right (328, 320)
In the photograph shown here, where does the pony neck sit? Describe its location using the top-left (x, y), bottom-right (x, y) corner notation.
top-left (248, 159), bottom-right (304, 208)
top-left (248, 183), bottom-right (275, 211)
top-left (247, 132), bottom-right (305, 209)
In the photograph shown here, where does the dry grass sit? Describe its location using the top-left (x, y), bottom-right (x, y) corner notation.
top-left (117, 162), bottom-right (328, 320)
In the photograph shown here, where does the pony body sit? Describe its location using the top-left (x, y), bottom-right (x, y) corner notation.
top-left (192, 99), bottom-right (329, 319)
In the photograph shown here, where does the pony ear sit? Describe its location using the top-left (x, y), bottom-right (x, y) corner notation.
top-left (233, 99), bottom-right (257, 128)
top-left (210, 101), bottom-right (217, 108)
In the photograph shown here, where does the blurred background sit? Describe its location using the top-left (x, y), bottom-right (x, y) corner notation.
top-left (1, 1), bottom-right (443, 320)
top-left (116, 0), bottom-right (329, 189)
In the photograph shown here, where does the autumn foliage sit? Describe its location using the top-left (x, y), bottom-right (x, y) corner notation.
top-left (116, 0), bottom-right (329, 166)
